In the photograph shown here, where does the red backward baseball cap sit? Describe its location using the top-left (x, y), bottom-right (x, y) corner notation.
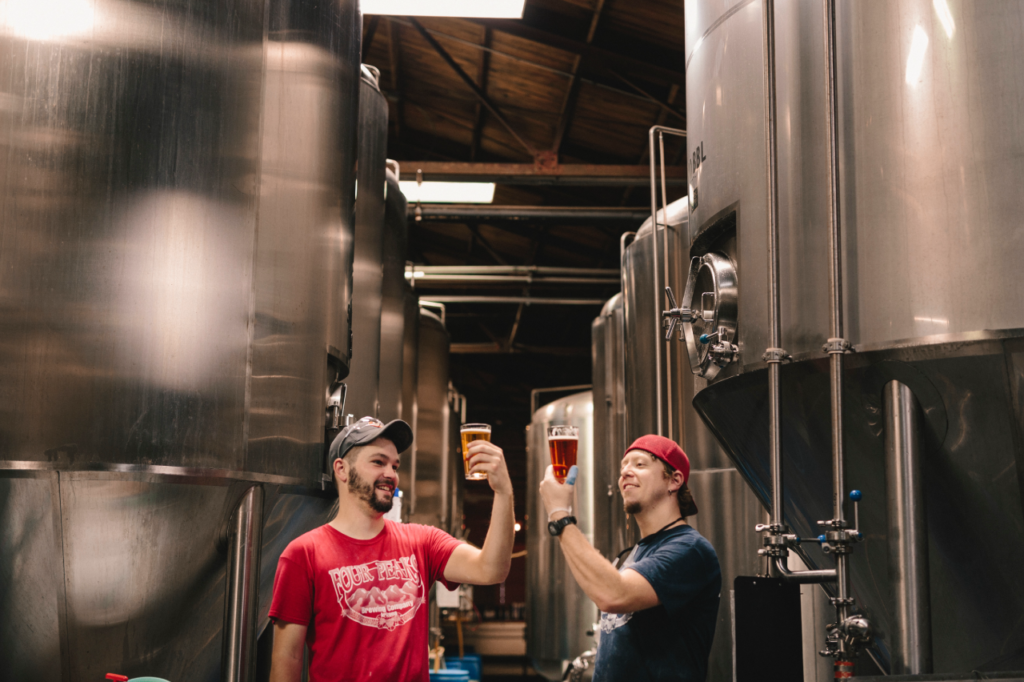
top-left (624, 434), bottom-right (691, 483)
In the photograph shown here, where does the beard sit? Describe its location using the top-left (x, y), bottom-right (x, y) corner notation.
top-left (348, 468), bottom-right (394, 513)
top-left (624, 500), bottom-right (642, 515)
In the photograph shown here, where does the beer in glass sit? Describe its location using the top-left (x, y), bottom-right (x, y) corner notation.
top-left (460, 423), bottom-right (491, 480)
top-left (546, 425), bottom-right (579, 483)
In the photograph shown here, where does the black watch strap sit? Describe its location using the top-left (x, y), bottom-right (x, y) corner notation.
top-left (548, 515), bottom-right (577, 537)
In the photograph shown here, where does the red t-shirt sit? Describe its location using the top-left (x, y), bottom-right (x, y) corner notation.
top-left (268, 521), bottom-right (463, 682)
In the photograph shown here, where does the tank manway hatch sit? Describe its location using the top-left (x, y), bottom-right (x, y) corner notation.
top-left (676, 252), bottom-right (738, 379)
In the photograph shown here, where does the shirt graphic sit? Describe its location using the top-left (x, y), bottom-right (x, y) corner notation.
top-left (328, 554), bottom-right (425, 631)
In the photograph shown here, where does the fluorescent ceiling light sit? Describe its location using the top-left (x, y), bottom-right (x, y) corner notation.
top-left (401, 181), bottom-right (495, 204)
top-left (362, 0), bottom-right (525, 18)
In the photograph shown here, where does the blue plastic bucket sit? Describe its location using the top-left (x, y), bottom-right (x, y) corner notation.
top-left (444, 654), bottom-right (482, 682)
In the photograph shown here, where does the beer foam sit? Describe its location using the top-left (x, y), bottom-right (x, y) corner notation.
top-left (548, 436), bottom-right (578, 440)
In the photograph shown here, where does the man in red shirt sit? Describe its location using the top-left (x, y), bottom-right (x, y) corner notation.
top-left (268, 416), bottom-right (514, 682)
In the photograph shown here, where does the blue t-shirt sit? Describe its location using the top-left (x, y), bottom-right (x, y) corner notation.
top-left (593, 524), bottom-right (721, 682)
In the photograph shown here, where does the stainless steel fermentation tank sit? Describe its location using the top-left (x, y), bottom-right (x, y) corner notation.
top-left (601, 201), bottom-right (762, 682)
top-left (0, 0), bottom-right (361, 679)
top-left (404, 308), bottom-right (465, 537)
top-left (345, 65), bottom-right (390, 421)
top-left (685, 0), bottom-right (1024, 675)
top-left (379, 165), bottom-right (411, 425)
top-left (526, 391), bottom-right (597, 679)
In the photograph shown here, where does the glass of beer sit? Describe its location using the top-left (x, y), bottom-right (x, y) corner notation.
top-left (461, 423), bottom-right (491, 480)
top-left (547, 425), bottom-right (579, 483)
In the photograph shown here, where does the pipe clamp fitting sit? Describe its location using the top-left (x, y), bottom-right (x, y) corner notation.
top-left (823, 337), bottom-right (853, 354)
top-left (762, 347), bottom-right (792, 363)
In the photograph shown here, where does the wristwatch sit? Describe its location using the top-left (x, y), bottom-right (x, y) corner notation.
top-left (548, 515), bottom-right (577, 537)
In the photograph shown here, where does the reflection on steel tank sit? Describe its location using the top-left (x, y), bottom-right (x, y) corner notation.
top-left (345, 65), bottom-right (389, 421)
top-left (405, 308), bottom-right (465, 536)
top-left (611, 199), bottom-right (762, 682)
top-left (0, 0), bottom-right (361, 679)
top-left (685, 0), bottom-right (1024, 675)
top-left (526, 391), bottom-right (596, 680)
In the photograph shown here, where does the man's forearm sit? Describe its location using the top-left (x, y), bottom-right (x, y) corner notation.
top-left (557, 524), bottom-right (629, 611)
top-left (477, 491), bottom-right (515, 582)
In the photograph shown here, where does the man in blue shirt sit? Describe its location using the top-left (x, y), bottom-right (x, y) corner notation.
top-left (539, 434), bottom-right (721, 681)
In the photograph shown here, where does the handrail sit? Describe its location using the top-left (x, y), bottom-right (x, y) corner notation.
top-left (648, 125), bottom-right (686, 439)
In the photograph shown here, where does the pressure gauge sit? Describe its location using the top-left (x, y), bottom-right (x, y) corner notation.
top-left (682, 252), bottom-right (738, 379)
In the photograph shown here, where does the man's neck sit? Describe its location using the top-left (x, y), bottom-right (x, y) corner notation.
top-left (328, 495), bottom-right (386, 540)
top-left (634, 500), bottom-right (687, 539)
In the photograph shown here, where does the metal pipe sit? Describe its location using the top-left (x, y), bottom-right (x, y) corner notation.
top-left (409, 205), bottom-right (652, 222)
top-left (409, 265), bottom-right (619, 276)
top-left (419, 296), bottom-right (606, 305)
top-left (407, 275), bottom-right (619, 285)
top-left (884, 380), bottom-right (932, 675)
top-left (771, 556), bottom-right (837, 584)
top-left (419, 300), bottom-right (447, 326)
top-left (649, 126), bottom-right (663, 437)
top-left (762, 0), bottom-right (784, 529)
top-left (647, 125), bottom-right (687, 439)
top-left (821, 0), bottom-right (855, 647)
top-left (530, 384), bottom-right (593, 416)
top-left (222, 485), bottom-right (264, 682)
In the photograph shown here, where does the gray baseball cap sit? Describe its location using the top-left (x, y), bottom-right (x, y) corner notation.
top-left (328, 416), bottom-right (414, 464)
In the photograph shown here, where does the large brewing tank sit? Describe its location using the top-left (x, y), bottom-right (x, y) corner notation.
top-left (685, 0), bottom-right (1024, 674)
top-left (0, 0), bottom-right (361, 679)
top-left (378, 165), bottom-right (410, 424)
top-left (590, 294), bottom-right (634, 558)
top-left (616, 199), bottom-right (762, 682)
top-left (526, 391), bottom-right (596, 680)
top-left (406, 308), bottom-right (464, 535)
top-left (345, 64), bottom-right (389, 420)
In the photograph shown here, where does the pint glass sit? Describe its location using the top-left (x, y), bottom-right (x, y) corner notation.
top-left (546, 425), bottom-right (579, 483)
top-left (460, 423), bottom-right (491, 480)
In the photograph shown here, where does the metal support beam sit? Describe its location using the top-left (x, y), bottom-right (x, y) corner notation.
top-left (410, 18), bottom-right (537, 157)
top-left (222, 485), bottom-right (264, 682)
top-left (408, 275), bottom-right (619, 286)
top-left (410, 205), bottom-right (653, 222)
top-left (410, 265), bottom-right (618, 276)
top-left (399, 162), bottom-right (685, 186)
top-left (884, 381), bottom-right (932, 676)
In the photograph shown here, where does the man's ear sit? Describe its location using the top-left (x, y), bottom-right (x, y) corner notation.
top-left (333, 456), bottom-right (348, 484)
top-left (669, 470), bottom-right (685, 495)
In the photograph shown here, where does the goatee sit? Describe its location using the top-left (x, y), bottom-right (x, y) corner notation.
top-left (624, 501), bottom-right (642, 515)
top-left (349, 468), bottom-right (394, 513)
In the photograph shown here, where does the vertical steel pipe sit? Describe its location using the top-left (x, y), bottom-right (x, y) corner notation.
top-left (649, 127), bottom-right (665, 437)
top-left (884, 381), bottom-right (932, 675)
top-left (822, 0), bottom-right (853, 642)
top-left (761, 0), bottom-right (784, 528)
top-left (223, 485), bottom-right (265, 682)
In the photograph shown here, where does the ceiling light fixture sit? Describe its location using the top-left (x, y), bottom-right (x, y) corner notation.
top-left (401, 181), bottom-right (496, 204)
top-left (361, 0), bottom-right (525, 18)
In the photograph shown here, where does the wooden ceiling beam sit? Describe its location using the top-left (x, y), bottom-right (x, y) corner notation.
top-left (410, 18), bottom-right (538, 158)
top-left (471, 18), bottom-right (685, 87)
top-left (470, 27), bottom-right (492, 162)
top-left (387, 18), bottom-right (403, 141)
top-left (362, 15), bottom-right (380, 61)
top-left (552, 0), bottom-right (607, 156)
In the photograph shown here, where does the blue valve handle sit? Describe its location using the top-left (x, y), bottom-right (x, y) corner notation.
top-left (817, 534), bottom-right (827, 544)
top-left (699, 334), bottom-right (710, 344)
top-left (850, 490), bottom-right (862, 502)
